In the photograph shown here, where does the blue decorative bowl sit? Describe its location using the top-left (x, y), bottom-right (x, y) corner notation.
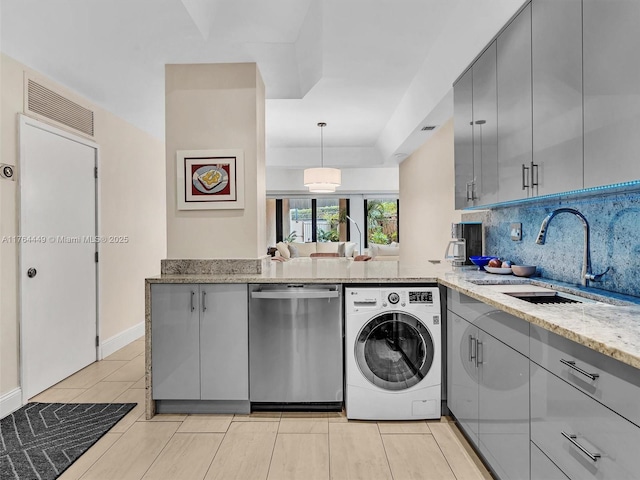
top-left (469, 256), bottom-right (499, 270)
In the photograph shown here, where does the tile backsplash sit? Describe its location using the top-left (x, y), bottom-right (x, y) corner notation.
top-left (482, 188), bottom-right (640, 298)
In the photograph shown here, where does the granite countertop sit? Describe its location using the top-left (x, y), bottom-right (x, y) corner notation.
top-left (146, 259), bottom-right (640, 370)
top-left (440, 270), bottom-right (640, 370)
top-left (147, 258), bottom-right (449, 284)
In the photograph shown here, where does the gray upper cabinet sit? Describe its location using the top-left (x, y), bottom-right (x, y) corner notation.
top-left (473, 43), bottom-right (499, 206)
top-left (532, 0), bottom-right (583, 195)
top-left (583, 0), bottom-right (640, 187)
top-left (454, 69), bottom-right (475, 209)
top-left (497, 4), bottom-right (533, 202)
top-left (454, 43), bottom-right (498, 209)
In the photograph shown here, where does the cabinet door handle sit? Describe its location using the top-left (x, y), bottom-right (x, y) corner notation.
top-left (466, 182), bottom-right (473, 201)
top-left (202, 291), bottom-right (207, 312)
top-left (476, 340), bottom-right (483, 367)
top-left (531, 162), bottom-right (539, 188)
top-left (468, 335), bottom-right (476, 363)
top-left (522, 164), bottom-right (530, 190)
top-left (560, 359), bottom-right (599, 381)
top-left (190, 290), bottom-right (195, 312)
top-left (561, 432), bottom-right (601, 462)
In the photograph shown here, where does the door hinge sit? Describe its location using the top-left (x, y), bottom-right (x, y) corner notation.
top-left (95, 252), bottom-right (99, 263)
top-left (94, 166), bottom-right (98, 178)
top-left (95, 336), bottom-right (99, 347)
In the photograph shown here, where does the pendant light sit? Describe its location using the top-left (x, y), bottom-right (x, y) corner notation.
top-left (304, 122), bottom-right (341, 193)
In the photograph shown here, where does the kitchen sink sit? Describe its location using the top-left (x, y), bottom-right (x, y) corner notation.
top-left (479, 284), bottom-right (598, 305)
top-left (504, 292), bottom-right (583, 304)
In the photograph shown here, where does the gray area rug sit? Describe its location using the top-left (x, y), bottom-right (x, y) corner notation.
top-left (1, 402), bottom-right (136, 480)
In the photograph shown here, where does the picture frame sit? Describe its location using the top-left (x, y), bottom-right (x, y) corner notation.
top-left (176, 149), bottom-right (245, 210)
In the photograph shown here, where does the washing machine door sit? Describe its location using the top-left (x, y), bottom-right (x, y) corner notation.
top-left (355, 312), bottom-right (435, 391)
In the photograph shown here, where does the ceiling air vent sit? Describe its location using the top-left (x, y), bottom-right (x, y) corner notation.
top-left (421, 125), bottom-right (437, 131)
top-left (27, 79), bottom-right (94, 137)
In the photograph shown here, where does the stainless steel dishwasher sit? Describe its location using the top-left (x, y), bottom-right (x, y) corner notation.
top-left (249, 284), bottom-right (343, 409)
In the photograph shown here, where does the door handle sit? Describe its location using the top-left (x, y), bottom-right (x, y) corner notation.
top-left (27, 267), bottom-right (37, 278)
top-left (202, 291), bottom-right (207, 312)
top-left (468, 335), bottom-right (476, 363)
top-left (560, 359), bottom-right (599, 381)
top-left (476, 340), bottom-right (483, 367)
top-left (190, 291), bottom-right (195, 312)
top-left (531, 162), bottom-right (539, 188)
top-left (561, 432), bottom-right (601, 462)
top-left (522, 164), bottom-right (530, 190)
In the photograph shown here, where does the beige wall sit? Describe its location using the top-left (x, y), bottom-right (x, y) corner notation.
top-left (0, 54), bottom-right (166, 396)
top-left (399, 119), bottom-right (461, 262)
top-left (165, 63), bottom-right (266, 259)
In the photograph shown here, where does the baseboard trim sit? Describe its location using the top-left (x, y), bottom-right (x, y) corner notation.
top-left (0, 388), bottom-right (23, 417)
top-left (100, 322), bottom-right (145, 359)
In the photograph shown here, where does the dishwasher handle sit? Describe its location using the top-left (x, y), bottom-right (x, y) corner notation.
top-left (251, 289), bottom-right (339, 300)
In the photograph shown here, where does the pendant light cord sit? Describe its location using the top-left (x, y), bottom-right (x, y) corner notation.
top-left (318, 121), bottom-right (326, 168)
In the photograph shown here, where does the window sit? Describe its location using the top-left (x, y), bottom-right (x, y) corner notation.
top-left (268, 198), bottom-right (350, 244)
top-left (365, 198), bottom-right (399, 247)
top-left (286, 199), bottom-right (312, 242)
top-left (316, 198), bottom-right (341, 242)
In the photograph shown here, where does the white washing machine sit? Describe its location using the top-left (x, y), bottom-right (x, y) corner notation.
top-left (345, 286), bottom-right (441, 420)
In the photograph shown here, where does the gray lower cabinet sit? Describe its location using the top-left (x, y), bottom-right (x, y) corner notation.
top-left (531, 365), bottom-right (640, 479)
top-left (497, 3), bottom-right (533, 202)
top-left (448, 311), bottom-right (480, 446)
top-left (151, 283), bottom-right (248, 403)
top-left (199, 284), bottom-right (248, 400)
top-left (531, 441), bottom-right (569, 480)
top-left (583, 0), bottom-right (640, 188)
top-left (151, 284), bottom-right (200, 400)
top-left (447, 290), bottom-right (530, 479)
top-left (532, 0), bottom-right (583, 195)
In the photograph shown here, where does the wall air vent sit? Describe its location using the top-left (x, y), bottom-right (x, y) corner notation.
top-left (421, 125), bottom-right (437, 131)
top-left (26, 79), bottom-right (94, 137)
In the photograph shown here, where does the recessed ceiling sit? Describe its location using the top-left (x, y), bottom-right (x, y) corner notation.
top-left (0, 0), bottom-right (525, 169)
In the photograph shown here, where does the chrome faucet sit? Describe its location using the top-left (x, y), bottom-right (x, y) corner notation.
top-left (535, 208), bottom-right (609, 287)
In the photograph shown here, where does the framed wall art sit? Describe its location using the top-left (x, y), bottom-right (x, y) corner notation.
top-left (176, 149), bottom-right (245, 210)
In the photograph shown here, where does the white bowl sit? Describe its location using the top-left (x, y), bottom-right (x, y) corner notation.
top-left (485, 266), bottom-right (513, 275)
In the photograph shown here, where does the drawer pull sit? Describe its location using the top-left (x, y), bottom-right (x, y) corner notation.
top-left (560, 359), bottom-right (600, 381)
top-left (561, 431), bottom-right (601, 462)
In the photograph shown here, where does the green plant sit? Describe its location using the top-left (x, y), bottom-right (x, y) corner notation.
top-left (283, 232), bottom-right (298, 243)
top-left (369, 230), bottom-right (389, 245)
top-left (317, 228), bottom-right (339, 242)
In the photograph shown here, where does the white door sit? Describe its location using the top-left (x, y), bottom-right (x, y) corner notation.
top-left (19, 115), bottom-right (98, 400)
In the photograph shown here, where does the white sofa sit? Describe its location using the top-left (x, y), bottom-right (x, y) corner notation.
top-left (368, 243), bottom-right (400, 261)
top-left (275, 241), bottom-right (357, 259)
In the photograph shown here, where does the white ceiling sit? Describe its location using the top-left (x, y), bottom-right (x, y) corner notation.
top-left (0, 0), bottom-right (525, 169)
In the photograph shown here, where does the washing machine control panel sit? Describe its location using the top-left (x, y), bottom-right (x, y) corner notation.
top-left (409, 291), bottom-right (433, 304)
top-left (388, 292), bottom-right (400, 304)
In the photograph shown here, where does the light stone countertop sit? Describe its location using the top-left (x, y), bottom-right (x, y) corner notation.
top-left (145, 259), bottom-right (640, 370)
top-left (147, 257), bottom-right (448, 283)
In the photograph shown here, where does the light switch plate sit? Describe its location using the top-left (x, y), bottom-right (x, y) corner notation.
top-left (510, 223), bottom-right (522, 241)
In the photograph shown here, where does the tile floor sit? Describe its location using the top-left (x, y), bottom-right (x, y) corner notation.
top-left (29, 337), bottom-right (493, 480)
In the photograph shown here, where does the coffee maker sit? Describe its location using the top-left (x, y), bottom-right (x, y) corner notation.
top-left (445, 222), bottom-right (482, 266)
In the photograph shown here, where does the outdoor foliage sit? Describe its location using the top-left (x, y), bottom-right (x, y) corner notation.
top-left (367, 200), bottom-right (397, 245)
